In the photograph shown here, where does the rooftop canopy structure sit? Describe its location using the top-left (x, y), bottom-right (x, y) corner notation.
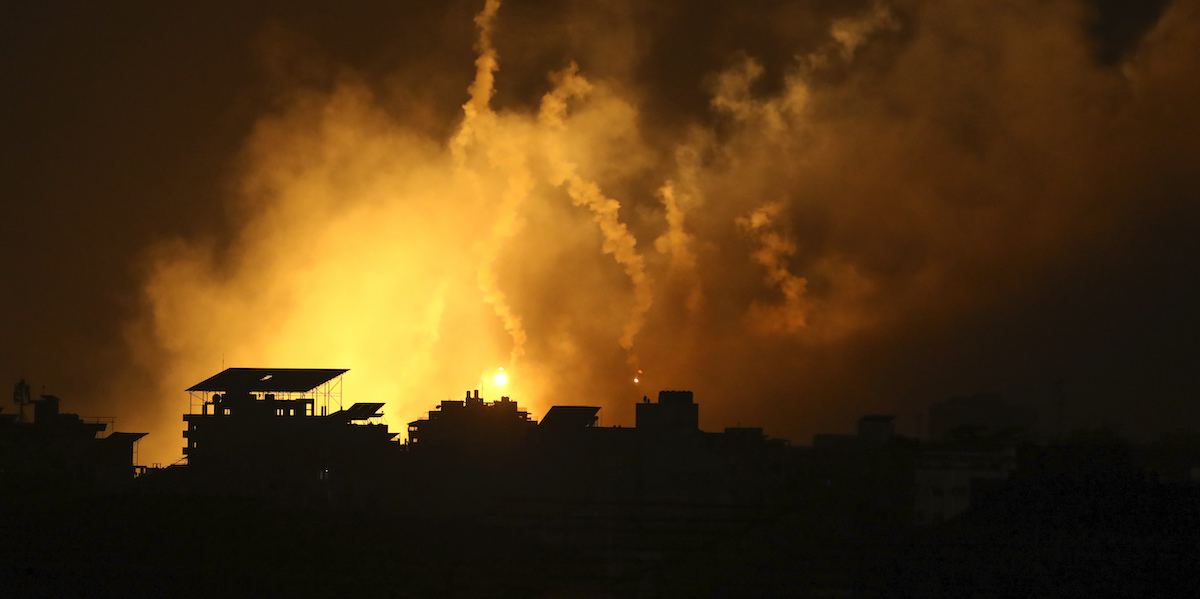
top-left (187, 368), bottom-right (348, 417)
top-left (187, 368), bottom-right (348, 393)
top-left (180, 368), bottom-right (396, 487)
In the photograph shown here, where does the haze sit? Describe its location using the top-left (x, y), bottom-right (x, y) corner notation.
top-left (3, 0), bottom-right (1198, 465)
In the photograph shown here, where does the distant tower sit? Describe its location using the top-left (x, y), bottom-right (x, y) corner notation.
top-left (12, 378), bottom-right (32, 423)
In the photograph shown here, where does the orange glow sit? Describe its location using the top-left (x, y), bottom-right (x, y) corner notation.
top-left (128, 0), bottom-right (826, 464)
top-left (120, 0), bottom-right (1200, 466)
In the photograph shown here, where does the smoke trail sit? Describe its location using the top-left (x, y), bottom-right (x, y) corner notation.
top-left (737, 202), bottom-right (808, 334)
top-left (450, 0), bottom-right (501, 163)
top-left (654, 158), bottom-right (704, 315)
top-left (540, 64), bottom-right (654, 352)
top-left (475, 162), bottom-right (534, 364)
top-left (655, 183), bottom-right (697, 272)
top-left (450, 0), bottom-right (531, 364)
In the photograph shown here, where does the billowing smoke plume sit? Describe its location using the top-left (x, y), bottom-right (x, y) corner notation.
top-left (116, 0), bottom-right (1200, 464)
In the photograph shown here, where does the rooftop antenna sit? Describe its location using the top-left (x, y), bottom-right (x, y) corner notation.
top-left (12, 378), bottom-right (32, 423)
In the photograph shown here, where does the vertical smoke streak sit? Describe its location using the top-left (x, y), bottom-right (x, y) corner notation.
top-left (654, 175), bottom-right (703, 314)
top-left (540, 64), bottom-right (654, 353)
top-left (475, 161), bottom-right (533, 364)
top-left (452, 0), bottom-right (530, 364)
top-left (655, 182), bottom-right (696, 271)
top-left (450, 0), bottom-right (501, 163)
top-left (654, 131), bottom-right (706, 318)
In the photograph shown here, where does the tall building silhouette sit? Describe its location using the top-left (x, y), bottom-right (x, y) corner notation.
top-left (180, 368), bottom-right (396, 497)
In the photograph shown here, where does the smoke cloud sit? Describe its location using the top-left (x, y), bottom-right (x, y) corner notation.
top-left (87, 0), bottom-right (1200, 464)
top-left (736, 202), bottom-right (808, 334)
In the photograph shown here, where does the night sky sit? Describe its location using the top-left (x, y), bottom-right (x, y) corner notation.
top-left (3, 0), bottom-right (1198, 465)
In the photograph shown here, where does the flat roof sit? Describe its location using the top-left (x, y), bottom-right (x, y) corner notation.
top-left (187, 368), bottom-right (348, 393)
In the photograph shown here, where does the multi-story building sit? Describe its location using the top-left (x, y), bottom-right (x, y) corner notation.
top-left (1, 381), bottom-right (146, 496)
top-left (181, 367), bottom-right (397, 497)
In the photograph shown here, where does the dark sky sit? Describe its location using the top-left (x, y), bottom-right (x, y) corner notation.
top-left (3, 0), bottom-right (1198, 464)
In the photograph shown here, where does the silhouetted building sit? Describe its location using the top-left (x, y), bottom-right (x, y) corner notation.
top-left (636, 390), bottom-right (699, 431)
top-left (406, 389), bottom-right (535, 449)
top-left (1, 382), bottom-right (146, 496)
top-left (396, 386), bottom-right (799, 511)
top-left (180, 368), bottom-right (397, 498)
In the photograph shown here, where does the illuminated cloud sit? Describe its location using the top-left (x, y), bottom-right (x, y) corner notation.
top-left (95, 0), bottom-right (1200, 464)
